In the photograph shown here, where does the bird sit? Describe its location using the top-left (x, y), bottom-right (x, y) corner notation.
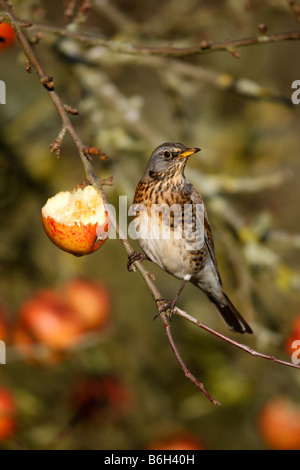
top-left (128, 142), bottom-right (253, 334)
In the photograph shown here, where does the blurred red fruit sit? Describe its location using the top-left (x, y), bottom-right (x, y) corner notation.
top-left (147, 434), bottom-right (205, 450)
top-left (0, 22), bottom-right (16, 51)
top-left (285, 315), bottom-right (300, 358)
top-left (72, 375), bottom-right (132, 420)
top-left (258, 398), bottom-right (300, 449)
top-left (13, 323), bottom-right (37, 362)
top-left (16, 289), bottom-right (83, 351)
top-left (62, 279), bottom-right (111, 331)
top-left (0, 387), bottom-right (16, 441)
top-left (0, 304), bottom-right (9, 343)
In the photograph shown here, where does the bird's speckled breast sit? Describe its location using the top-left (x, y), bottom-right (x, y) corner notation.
top-left (132, 173), bottom-right (205, 279)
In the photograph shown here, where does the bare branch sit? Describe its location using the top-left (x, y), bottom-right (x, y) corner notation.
top-left (35, 25), bottom-right (300, 58)
top-left (93, 0), bottom-right (136, 34)
top-left (175, 307), bottom-right (300, 371)
top-left (1, 13), bottom-right (300, 59)
top-left (162, 314), bottom-right (220, 405)
top-left (267, 230), bottom-right (300, 250)
top-left (168, 61), bottom-right (294, 107)
top-left (188, 168), bottom-right (293, 196)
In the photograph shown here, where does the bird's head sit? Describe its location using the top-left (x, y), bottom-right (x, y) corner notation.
top-left (143, 142), bottom-right (200, 179)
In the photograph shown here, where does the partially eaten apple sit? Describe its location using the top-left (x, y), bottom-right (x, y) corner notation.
top-left (42, 185), bottom-right (110, 256)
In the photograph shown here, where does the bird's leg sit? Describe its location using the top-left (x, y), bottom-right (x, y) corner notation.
top-left (155, 279), bottom-right (189, 321)
top-left (127, 251), bottom-right (150, 272)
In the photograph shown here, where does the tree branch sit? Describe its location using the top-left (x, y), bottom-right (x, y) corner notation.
top-left (176, 307), bottom-right (300, 371)
top-left (1, 13), bottom-right (300, 58)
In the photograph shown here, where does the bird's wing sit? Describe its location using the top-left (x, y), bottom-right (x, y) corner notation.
top-left (191, 188), bottom-right (252, 334)
top-left (191, 186), bottom-right (222, 285)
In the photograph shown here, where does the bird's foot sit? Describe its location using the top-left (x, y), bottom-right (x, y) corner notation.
top-left (127, 251), bottom-right (149, 272)
top-left (154, 280), bottom-right (188, 321)
top-left (154, 298), bottom-right (177, 321)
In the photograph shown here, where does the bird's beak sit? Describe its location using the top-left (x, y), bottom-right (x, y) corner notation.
top-left (178, 147), bottom-right (201, 158)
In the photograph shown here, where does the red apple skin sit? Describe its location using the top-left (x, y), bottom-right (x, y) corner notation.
top-left (18, 289), bottom-right (83, 351)
top-left (0, 387), bottom-right (16, 441)
top-left (62, 279), bottom-right (111, 331)
top-left (42, 216), bottom-right (109, 257)
top-left (258, 398), bottom-right (300, 450)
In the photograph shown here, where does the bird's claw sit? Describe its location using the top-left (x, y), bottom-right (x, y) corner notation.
top-left (154, 299), bottom-right (177, 321)
top-left (127, 251), bottom-right (147, 272)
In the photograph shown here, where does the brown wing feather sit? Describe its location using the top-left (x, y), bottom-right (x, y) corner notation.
top-left (191, 187), bottom-right (252, 334)
top-left (191, 187), bottom-right (221, 281)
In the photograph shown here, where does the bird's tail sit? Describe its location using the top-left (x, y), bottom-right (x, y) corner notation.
top-left (211, 293), bottom-right (253, 334)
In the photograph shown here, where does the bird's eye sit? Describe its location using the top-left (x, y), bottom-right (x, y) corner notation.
top-left (163, 150), bottom-right (172, 159)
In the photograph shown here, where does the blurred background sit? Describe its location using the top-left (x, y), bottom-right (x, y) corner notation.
top-left (0, 0), bottom-right (300, 450)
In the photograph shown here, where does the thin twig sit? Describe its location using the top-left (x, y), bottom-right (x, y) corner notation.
top-left (176, 307), bottom-right (300, 370)
top-left (1, 13), bottom-right (300, 58)
top-left (162, 314), bottom-right (220, 405)
top-left (93, 0), bottom-right (136, 34)
top-left (28, 25), bottom-right (300, 58)
top-left (189, 168), bottom-right (292, 196)
top-left (267, 230), bottom-right (300, 249)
